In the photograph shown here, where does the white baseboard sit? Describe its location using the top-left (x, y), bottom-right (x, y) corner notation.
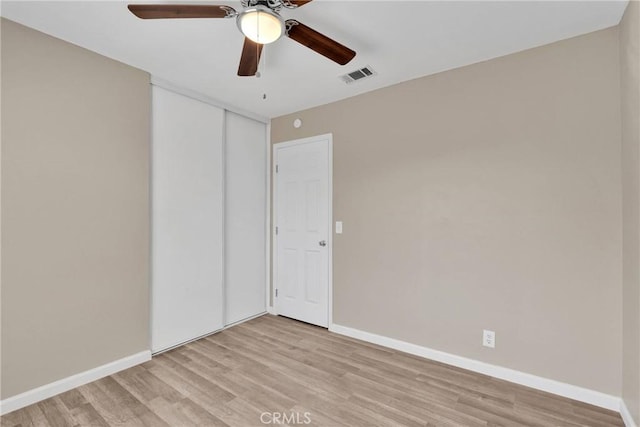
top-left (621, 399), bottom-right (638, 427)
top-left (0, 350), bottom-right (151, 416)
top-left (329, 323), bottom-right (621, 412)
top-left (267, 305), bottom-right (276, 315)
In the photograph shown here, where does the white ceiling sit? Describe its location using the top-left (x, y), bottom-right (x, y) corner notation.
top-left (1, 0), bottom-right (629, 119)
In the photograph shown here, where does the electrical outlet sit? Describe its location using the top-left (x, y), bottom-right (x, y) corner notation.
top-left (336, 221), bottom-right (343, 234)
top-left (483, 330), bottom-right (496, 348)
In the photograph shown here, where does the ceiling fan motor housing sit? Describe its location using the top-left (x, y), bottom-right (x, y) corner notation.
top-left (241, 0), bottom-right (300, 12)
top-left (237, 5), bottom-right (284, 44)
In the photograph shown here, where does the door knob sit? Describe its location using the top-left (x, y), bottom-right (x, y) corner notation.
top-left (319, 240), bottom-right (327, 247)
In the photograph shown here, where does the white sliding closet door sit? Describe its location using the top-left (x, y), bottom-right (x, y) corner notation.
top-left (225, 112), bottom-right (267, 325)
top-left (152, 86), bottom-right (224, 353)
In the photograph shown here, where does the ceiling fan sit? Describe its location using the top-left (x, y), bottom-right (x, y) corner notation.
top-left (128, 0), bottom-right (357, 77)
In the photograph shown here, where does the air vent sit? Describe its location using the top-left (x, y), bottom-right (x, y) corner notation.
top-left (341, 66), bottom-right (376, 84)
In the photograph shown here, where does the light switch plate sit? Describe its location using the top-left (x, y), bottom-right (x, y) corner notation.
top-left (336, 221), bottom-right (343, 234)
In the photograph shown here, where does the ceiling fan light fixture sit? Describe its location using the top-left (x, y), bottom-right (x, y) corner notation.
top-left (237, 6), bottom-right (284, 44)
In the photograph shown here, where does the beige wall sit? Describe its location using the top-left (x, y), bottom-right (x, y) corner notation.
top-left (621, 0), bottom-right (640, 423)
top-left (1, 19), bottom-right (150, 399)
top-left (1, 17), bottom-right (4, 398)
top-left (272, 28), bottom-right (622, 395)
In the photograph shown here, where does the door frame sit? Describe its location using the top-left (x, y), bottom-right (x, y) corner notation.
top-left (271, 133), bottom-right (333, 327)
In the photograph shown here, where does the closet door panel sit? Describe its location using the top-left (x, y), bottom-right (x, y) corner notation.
top-left (225, 112), bottom-right (267, 325)
top-left (152, 86), bottom-right (224, 352)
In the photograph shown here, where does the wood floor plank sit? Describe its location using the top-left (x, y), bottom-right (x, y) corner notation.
top-left (57, 389), bottom-right (88, 412)
top-left (68, 403), bottom-right (110, 427)
top-left (346, 393), bottom-right (427, 427)
top-left (0, 405), bottom-right (31, 427)
top-left (1, 314), bottom-right (625, 426)
top-left (78, 380), bottom-right (145, 426)
top-left (343, 371), bottom-right (462, 422)
top-left (37, 397), bottom-right (77, 427)
top-left (145, 397), bottom-right (197, 426)
top-left (23, 404), bottom-right (50, 427)
top-left (298, 391), bottom-right (399, 427)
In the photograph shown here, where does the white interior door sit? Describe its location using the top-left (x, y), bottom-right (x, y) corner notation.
top-left (225, 112), bottom-right (267, 325)
top-left (274, 135), bottom-right (331, 327)
top-left (152, 86), bottom-right (224, 353)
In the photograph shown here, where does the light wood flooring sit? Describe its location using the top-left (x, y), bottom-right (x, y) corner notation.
top-left (1, 314), bottom-right (624, 426)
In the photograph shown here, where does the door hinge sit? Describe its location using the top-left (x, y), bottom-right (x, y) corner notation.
top-left (276, 164), bottom-right (279, 173)
top-left (275, 226), bottom-right (279, 235)
top-left (275, 289), bottom-right (278, 298)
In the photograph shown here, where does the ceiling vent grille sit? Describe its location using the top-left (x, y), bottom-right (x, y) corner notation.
top-left (341, 66), bottom-right (376, 84)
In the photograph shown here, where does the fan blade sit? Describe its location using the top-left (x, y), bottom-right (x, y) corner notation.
top-left (289, 0), bottom-right (313, 7)
top-left (128, 4), bottom-right (235, 19)
top-left (238, 38), bottom-right (263, 77)
top-left (285, 20), bottom-right (355, 65)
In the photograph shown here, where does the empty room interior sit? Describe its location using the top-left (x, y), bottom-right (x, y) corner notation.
top-left (1, 0), bottom-right (640, 426)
